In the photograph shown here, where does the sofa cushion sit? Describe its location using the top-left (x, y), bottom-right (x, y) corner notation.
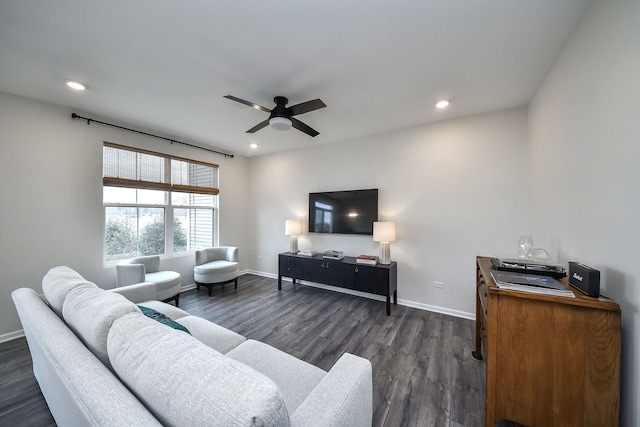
top-left (138, 306), bottom-right (190, 334)
top-left (62, 286), bottom-right (140, 367)
top-left (136, 300), bottom-right (189, 319)
top-left (145, 271), bottom-right (180, 287)
top-left (194, 260), bottom-right (239, 275)
top-left (174, 315), bottom-right (245, 353)
top-left (144, 271), bottom-right (181, 301)
top-left (42, 266), bottom-right (98, 317)
top-left (194, 260), bottom-right (239, 284)
top-left (108, 313), bottom-right (290, 427)
top-left (226, 340), bottom-right (327, 412)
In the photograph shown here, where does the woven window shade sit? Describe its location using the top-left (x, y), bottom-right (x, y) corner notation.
top-left (103, 142), bottom-right (219, 194)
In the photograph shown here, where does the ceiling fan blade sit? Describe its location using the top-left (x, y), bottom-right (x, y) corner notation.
top-left (224, 95), bottom-right (271, 113)
top-left (246, 119), bottom-right (270, 133)
top-left (288, 99), bottom-right (326, 116)
top-left (291, 118), bottom-right (320, 137)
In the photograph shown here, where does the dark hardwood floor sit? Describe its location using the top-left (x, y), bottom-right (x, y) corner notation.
top-left (0, 336), bottom-right (56, 426)
top-left (1, 274), bottom-right (486, 426)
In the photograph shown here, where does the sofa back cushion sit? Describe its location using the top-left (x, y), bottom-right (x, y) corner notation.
top-left (42, 266), bottom-right (98, 317)
top-left (62, 285), bottom-right (141, 367)
top-left (108, 313), bottom-right (290, 426)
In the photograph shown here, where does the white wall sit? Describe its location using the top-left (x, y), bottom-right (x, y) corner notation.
top-left (0, 91), bottom-right (249, 337)
top-left (247, 108), bottom-right (529, 316)
top-left (528, 0), bottom-right (640, 425)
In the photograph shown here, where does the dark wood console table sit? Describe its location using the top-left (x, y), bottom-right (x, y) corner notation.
top-left (474, 256), bottom-right (621, 427)
top-left (278, 252), bottom-right (397, 315)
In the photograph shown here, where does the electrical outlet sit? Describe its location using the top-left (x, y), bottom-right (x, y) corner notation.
top-left (434, 281), bottom-right (444, 289)
top-left (257, 255), bottom-right (262, 260)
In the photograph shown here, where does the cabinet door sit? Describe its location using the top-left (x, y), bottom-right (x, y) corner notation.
top-left (297, 257), bottom-right (326, 283)
top-left (325, 261), bottom-right (355, 289)
top-left (354, 265), bottom-right (389, 295)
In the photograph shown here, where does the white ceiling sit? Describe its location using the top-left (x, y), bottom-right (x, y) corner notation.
top-left (0, 0), bottom-right (591, 157)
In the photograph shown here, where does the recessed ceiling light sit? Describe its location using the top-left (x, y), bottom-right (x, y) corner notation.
top-left (66, 80), bottom-right (88, 91)
top-left (250, 143), bottom-right (259, 149)
top-left (435, 99), bottom-right (450, 109)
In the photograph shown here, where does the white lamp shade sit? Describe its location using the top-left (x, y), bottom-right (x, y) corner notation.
top-left (373, 222), bottom-right (396, 242)
top-left (285, 219), bottom-right (302, 236)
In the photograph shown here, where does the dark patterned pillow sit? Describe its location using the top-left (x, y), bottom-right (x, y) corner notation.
top-left (138, 306), bottom-right (191, 334)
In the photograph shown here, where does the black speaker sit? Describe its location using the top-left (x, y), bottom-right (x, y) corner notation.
top-left (568, 262), bottom-right (600, 297)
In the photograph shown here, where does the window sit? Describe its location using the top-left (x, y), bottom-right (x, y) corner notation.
top-left (103, 142), bottom-right (218, 263)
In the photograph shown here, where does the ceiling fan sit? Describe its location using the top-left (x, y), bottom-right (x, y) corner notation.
top-left (224, 95), bottom-right (326, 137)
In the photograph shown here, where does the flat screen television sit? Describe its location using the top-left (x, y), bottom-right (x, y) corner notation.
top-left (308, 189), bottom-right (378, 235)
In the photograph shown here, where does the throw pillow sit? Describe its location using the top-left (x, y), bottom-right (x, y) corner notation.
top-left (138, 306), bottom-right (191, 334)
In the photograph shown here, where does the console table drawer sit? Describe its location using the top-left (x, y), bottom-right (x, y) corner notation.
top-left (278, 256), bottom-right (302, 279)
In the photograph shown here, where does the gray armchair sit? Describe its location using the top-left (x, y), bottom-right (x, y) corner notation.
top-left (116, 255), bottom-right (181, 306)
top-left (194, 246), bottom-right (239, 296)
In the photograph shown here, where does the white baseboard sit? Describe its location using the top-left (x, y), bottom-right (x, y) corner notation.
top-left (246, 270), bottom-right (277, 279)
top-left (181, 283), bottom-right (196, 292)
top-left (0, 329), bottom-right (25, 344)
top-left (248, 271), bottom-right (475, 320)
top-left (398, 299), bottom-right (475, 320)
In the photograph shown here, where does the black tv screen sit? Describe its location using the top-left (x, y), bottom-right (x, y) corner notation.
top-left (308, 189), bottom-right (378, 235)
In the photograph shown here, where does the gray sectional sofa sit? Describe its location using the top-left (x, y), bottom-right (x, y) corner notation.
top-left (12, 266), bottom-right (373, 426)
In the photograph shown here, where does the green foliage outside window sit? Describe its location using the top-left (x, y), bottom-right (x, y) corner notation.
top-left (105, 218), bottom-right (137, 261)
top-left (105, 217), bottom-right (187, 261)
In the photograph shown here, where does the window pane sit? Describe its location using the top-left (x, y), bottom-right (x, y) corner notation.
top-left (137, 189), bottom-right (167, 205)
top-left (171, 192), bottom-right (216, 207)
top-left (104, 187), bottom-right (166, 205)
top-left (104, 187), bottom-right (136, 204)
top-left (138, 207), bottom-right (166, 256)
top-left (174, 208), bottom-right (214, 252)
top-left (105, 207), bottom-right (138, 261)
top-left (105, 206), bottom-right (165, 261)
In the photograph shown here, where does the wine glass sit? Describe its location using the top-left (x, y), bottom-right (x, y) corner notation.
top-left (518, 235), bottom-right (533, 259)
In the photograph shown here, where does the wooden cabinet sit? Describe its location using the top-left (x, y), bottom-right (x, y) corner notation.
top-left (278, 253), bottom-right (398, 315)
top-left (474, 256), bottom-right (621, 427)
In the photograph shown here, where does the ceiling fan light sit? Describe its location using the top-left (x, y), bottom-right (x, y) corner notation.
top-left (269, 116), bottom-right (292, 131)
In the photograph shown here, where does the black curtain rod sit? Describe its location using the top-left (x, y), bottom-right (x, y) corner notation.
top-left (71, 113), bottom-right (234, 158)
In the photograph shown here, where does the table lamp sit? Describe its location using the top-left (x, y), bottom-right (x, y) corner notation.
top-left (285, 220), bottom-right (302, 253)
top-left (373, 222), bottom-right (396, 265)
